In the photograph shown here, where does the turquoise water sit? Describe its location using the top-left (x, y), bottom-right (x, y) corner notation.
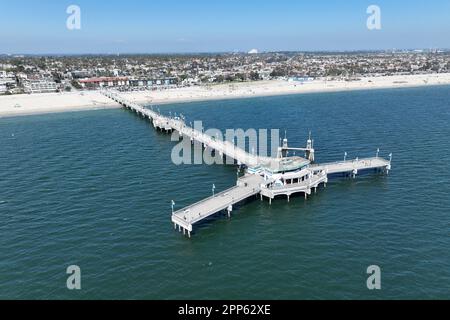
top-left (1, 86), bottom-right (449, 299)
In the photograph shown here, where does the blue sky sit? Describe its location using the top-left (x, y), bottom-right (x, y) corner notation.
top-left (0, 0), bottom-right (449, 54)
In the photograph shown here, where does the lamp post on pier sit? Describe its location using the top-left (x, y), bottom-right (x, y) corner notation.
top-left (212, 184), bottom-right (216, 197)
top-left (171, 200), bottom-right (175, 215)
top-left (344, 152), bottom-right (347, 162)
top-left (376, 148), bottom-right (380, 158)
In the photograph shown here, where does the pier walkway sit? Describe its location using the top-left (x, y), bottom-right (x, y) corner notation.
top-left (311, 157), bottom-right (391, 176)
top-left (171, 175), bottom-right (264, 237)
top-left (103, 90), bottom-right (269, 167)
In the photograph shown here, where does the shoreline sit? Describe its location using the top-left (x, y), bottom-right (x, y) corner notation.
top-left (0, 91), bottom-right (120, 118)
top-left (150, 81), bottom-right (450, 106)
top-left (0, 104), bottom-right (120, 118)
top-left (1, 73), bottom-right (450, 118)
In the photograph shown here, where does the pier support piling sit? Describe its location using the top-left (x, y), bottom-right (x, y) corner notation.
top-left (227, 204), bottom-right (233, 219)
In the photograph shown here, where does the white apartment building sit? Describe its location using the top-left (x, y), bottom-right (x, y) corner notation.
top-left (0, 72), bottom-right (16, 93)
top-left (23, 79), bottom-right (58, 94)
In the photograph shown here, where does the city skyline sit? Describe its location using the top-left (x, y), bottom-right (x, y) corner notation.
top-left (1, 0), bottom-right (450, 54)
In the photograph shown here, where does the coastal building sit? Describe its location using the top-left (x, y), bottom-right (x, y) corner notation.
top-left (127, 77), bottom-right (178, 88)
top-left (288, 76), bottom-right (315, 83)
top-left (0, 72), bottom-right (17, 94)
top-left (259, 69), bottom-right (273, 80)
top-left (71, 70), bottom-right (93, 79)
top-left (78, 76), bottom-right (177, 89)
top-left (23, 79), bottom-right (58, 94)
top-left (0, 71), bottom-right (15, 79)
top-left (78, 77), bottom-right (129, 89)
top-left (181, 77), bottom-right (201, 86)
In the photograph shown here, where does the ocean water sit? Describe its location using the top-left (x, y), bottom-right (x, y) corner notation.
top-left (1, 86), bottom-right (449, 299)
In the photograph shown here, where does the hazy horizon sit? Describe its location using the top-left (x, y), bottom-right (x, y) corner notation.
top-left (1, 48), bottom-right (449, 57)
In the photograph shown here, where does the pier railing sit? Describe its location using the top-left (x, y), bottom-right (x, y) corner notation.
top-left (172, 185), bottom-right (239, 216)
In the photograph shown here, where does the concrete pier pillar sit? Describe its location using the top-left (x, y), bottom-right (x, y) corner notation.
top-left (227, 204), bottom-right (233, 218)
top-left (174, 223), bottom-right (177, 230)
top-left (287, 195), bottom-right (290, 202)
top-left (304, 193), bottom-right (308, 200)
top-left (269, 198), bottom-right (272, 205)
top-left (188, 231), bottom-right (191, 238)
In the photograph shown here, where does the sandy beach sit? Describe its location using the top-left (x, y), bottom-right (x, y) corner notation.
top-left (1, 73), bottom-right (450, 118)
top-left (0, 91), bottom-right (119, 118)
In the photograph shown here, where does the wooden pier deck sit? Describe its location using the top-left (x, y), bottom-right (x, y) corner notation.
top-left (171, 175), bottom-right (264, 237)
top-left (310, 157), bottom-right (391, 176)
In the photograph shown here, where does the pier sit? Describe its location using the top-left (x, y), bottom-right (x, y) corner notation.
top-left (103, 90), bottom-right (270, 167)
top-left (172, 174), bottom-right (264, 238)
top-left (310, 157), bottom-right (391, 176)
top-left (102, 90), bottom-right (392, 238)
